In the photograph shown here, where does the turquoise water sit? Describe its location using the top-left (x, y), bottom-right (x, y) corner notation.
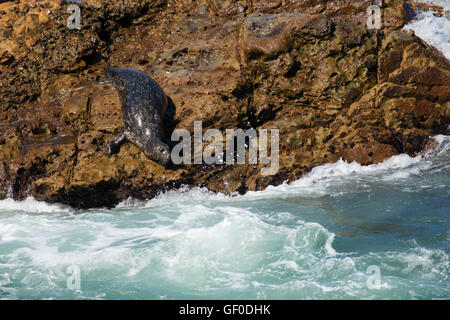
top-left (0, 135), bottom-right (448, 300)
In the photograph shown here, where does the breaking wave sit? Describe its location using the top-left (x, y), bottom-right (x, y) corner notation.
top-left (404, 9), bottom-right (450, 60)
top-left (0, 135), bottom-right (448, 299)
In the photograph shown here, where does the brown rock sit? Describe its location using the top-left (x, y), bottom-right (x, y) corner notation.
top-left (0, 0), bottom-right (448, 208)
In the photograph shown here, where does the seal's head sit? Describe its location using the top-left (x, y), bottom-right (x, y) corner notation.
top-left (144, 139), bottom-right (171, 167)
top-left (104, 67), bottom-right (129, 92)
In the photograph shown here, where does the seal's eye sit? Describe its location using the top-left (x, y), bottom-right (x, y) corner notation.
top-left (158, 147), bottom-right (166, 154)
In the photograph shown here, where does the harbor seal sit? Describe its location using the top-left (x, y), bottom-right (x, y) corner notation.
top-left (105, 67), bottom-right (175, 166)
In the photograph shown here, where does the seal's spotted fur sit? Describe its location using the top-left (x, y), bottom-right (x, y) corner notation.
top-left (105, 68), bottom-right (174, 166)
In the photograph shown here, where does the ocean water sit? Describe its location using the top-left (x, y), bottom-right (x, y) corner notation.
top-left (0, 135), bottom-right (448, 300)
top-left (0, 2), bottom-right (449, 300)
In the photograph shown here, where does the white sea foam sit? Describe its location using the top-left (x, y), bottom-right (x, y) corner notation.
top-left (361, 247), bottom-right (449, 281)
top-left (404, 10), bottom-right (450, 60)
top-left (116, 135), bottom-right (450, 208)
top-left (118, 154), bottom-right (417, 205)
top-left (117, 186), bottom-right (230, 209)
top-left (0, 197), bottom-right (72, 213)
top-left (0, 199), bottom-right (341, 298)
top-left (0, 133), bottom-right (448, 298)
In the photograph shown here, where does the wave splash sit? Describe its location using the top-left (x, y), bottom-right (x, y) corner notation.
top-left (0, 197), bottom-right (72, 214)
top-left (404, 10), bottom-right (450, 60)
top-left (117, 134), bottom-right (450, 207)
top-left (1, 135), bottom-right (448, 213)
top-left (0, 135), bottom-right (448, 299)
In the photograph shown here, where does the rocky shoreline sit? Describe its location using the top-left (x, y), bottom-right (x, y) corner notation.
top-left (0, 0), bottom-right (449, 208)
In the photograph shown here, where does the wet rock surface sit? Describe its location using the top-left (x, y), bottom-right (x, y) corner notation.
top-left (0, 0), bottom-right (449, 208)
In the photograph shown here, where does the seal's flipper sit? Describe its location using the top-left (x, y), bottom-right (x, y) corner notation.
top-left (107, 130), bottom-right (128, 155)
